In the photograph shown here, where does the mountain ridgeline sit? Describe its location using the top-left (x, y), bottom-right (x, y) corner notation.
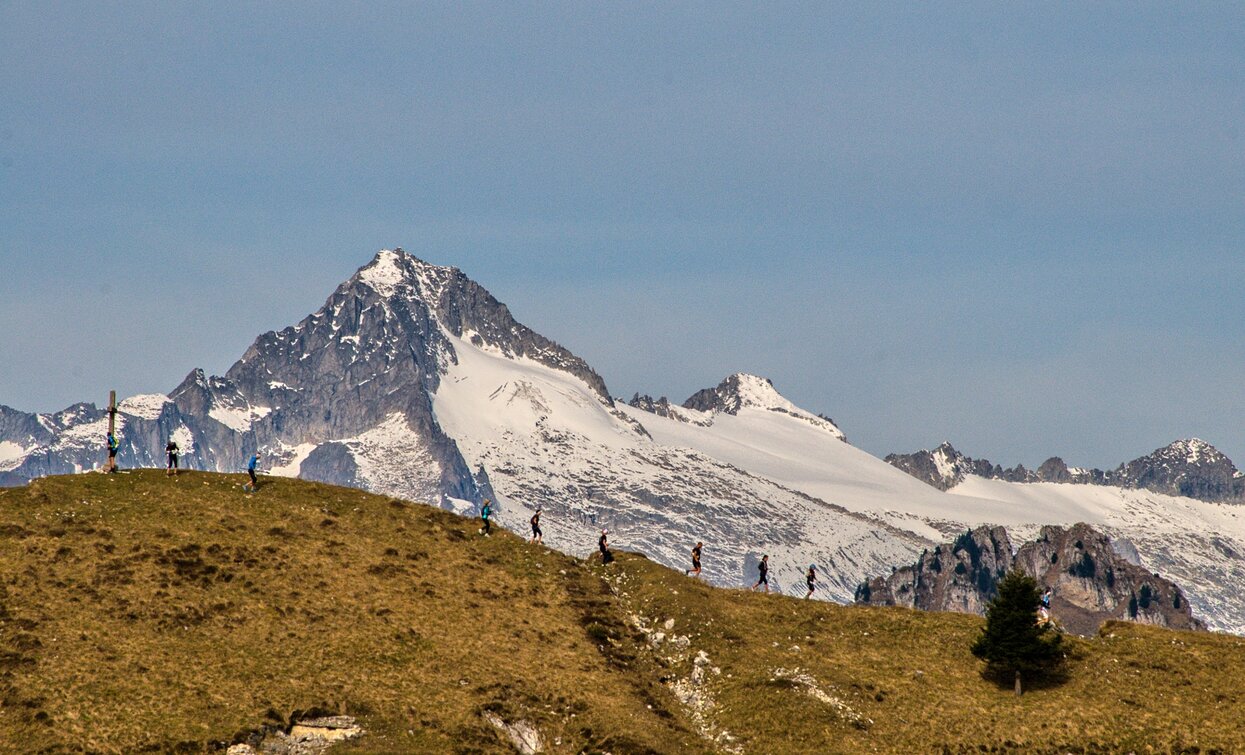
top-left (886, 440), bottom-right (1245, 502)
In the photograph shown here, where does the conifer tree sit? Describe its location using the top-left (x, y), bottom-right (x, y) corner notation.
top-left (970, 570), bottom-right (1062, 695)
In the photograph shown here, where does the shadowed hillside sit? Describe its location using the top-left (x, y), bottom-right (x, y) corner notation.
top-left (1, 471), bottom-right (1243, 753)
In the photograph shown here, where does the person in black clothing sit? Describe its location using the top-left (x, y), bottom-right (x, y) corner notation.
top-left (751, 555), bottom-right (770, 593)
top-left (805, 564), bottom-right (817, 599)
top-left (599, 529), bottom-right (613, 564)
top-left (686, 541), bottom-right (703, 577)
top-left (165, 439), bottom-right (180, 476)
top-left (530, 508), bottom-right (543, 544)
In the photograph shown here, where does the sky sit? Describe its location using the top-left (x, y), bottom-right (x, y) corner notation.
top-left (2, 2), bottom-right (1243, 470)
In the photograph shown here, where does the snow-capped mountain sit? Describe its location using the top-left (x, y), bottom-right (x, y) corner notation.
top-left (887, 439), bottom-right (1245, 502)
top-left (4, 248), bottom-right (1245, 633)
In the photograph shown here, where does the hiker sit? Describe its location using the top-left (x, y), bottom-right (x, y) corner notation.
top-left (530, 508), bottom-right (542, 544)
top-left (165, 438), bottom-right (179, 476)
top-left (105, 431), bottom-right (119, 473)
top-left (1038, 587), bottom-right (1053, 624)
top-left (805, 564), bottom-right (817, 599)
top-left (599, 529), bottom-right (613, 565)
top-left (479, 498), bottom-right (492, 536)
top-left (686, 541), bottom-right (703, 578)
top-left (244, 452), bottom-right (259, 492)
top-left (752, 555), bottom-right (770, 593)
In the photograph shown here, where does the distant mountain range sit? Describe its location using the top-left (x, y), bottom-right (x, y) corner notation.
top-left (4, 249), bottom-right (1245, 632)
top-left (885, 439), bottom-right (1245, 502)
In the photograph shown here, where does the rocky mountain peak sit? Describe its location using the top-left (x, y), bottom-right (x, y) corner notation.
top-left (680, 374), bottom-right (845, 439)
top-left (1115, 438), bottom-right (1242, 501)
top-left (350, 248), bottom-right (459, 308)
top-left (884, 442), bottom-right (978, 491)
top-left (682, 373), bottom-right (781, 414)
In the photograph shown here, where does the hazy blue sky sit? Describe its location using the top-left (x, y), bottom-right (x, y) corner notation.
top-left (2, 2), bottom-right (1243, 469)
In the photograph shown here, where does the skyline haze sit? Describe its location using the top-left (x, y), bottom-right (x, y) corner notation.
top-left (2, 3), bottom-right (1242, 469)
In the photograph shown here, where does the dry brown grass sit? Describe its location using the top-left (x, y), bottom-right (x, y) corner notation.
top-left (0, 471), bottom-right (703, 753)
top-left (603, 553), bottom-right (1245, 754)
top-left (1, 471), bottom-right (1242, 753)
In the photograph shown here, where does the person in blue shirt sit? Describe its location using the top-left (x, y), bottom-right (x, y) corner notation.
top-left (244, 453), bottom-right (260, 492)
top-left (479, 498), bottom-right (492, 536)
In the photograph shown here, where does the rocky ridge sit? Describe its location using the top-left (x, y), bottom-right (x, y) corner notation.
top-left (886, 439), bottom-right (1245, 502)
top-left (856, 523), bottom-right (1204, 636)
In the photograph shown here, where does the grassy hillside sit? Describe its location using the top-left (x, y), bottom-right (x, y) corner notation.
top-left (0, 471), bottom-right (1241, 753)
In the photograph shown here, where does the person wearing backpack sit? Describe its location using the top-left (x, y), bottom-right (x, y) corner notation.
top-left (805, 564), bottom-right (818, 599)
top-left (105, 432), bottom-right (119, 473)
top-left (165, 439), bottom-right (180, 476)
top-left (479, 499), bottom-right (493, 536)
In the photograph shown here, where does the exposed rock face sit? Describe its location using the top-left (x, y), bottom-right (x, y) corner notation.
top-left (1114, 439), bottom-right (1244, 501)
top-left (881, 442), bottom-right (1024, 491)
top-left (628, 394), bottom-right (685, 421)
top-left (854, 526), bottom-right (1014, 615)
top-left (856, 523), bottom-right (1204, 635)
top-left (886, 439), bottom-right (1243, 503)
top-left (678, 374), bottom-right (845, 440)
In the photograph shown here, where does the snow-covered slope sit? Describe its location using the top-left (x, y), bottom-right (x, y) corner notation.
top-left (432, 334), bottom-right (931, 599)
top-left (617, 397), bottom-right (1026, 541)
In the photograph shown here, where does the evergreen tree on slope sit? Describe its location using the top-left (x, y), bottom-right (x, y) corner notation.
top-left (970, 569), bottom-right (1063, 695)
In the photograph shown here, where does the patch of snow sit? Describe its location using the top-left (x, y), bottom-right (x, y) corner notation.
top-left (209, 404), bottom-right (271, 432)
top-left (0, 441), bottom-right (32, 472)
top-left (931, 446), bottom-right (957, 480)
top-left (357, 249), bottom-right (407, 298)
top-left (268, 442), bottom-right (317, 478)
top-left (118, 393), bottom-right (171, 420)
top-left (337, 413), bottom-right (445, 504)
top-left (170, 426), bottom-right (195, 455)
